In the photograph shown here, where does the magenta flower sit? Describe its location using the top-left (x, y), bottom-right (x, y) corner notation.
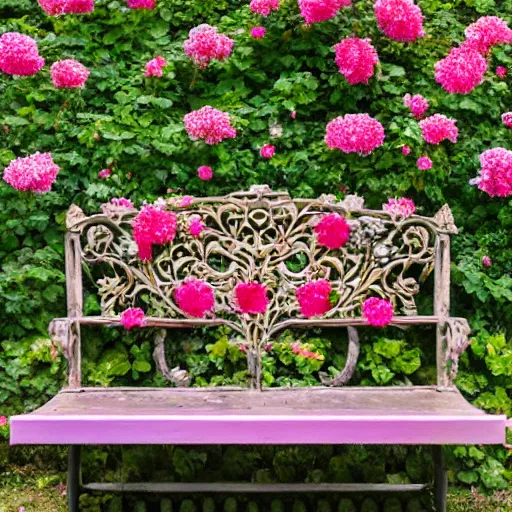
top-left (334, 37), bottom-right (379, 85)
top-left (197, 165), bottom-right (213, 180)
top-left (184, 106), bottom-right (237, 145)
top-left (482, 255), bottom-right (492, 267)
top-left (0, 416), bottom-right (7, 427)
top-left (38, 0), bottom-right (94, 15)
top-left (260, 144), bottom-right (275, 159)
top-left (298, 0), bottom-right (351, 25)
top-left (235, 282), bottom-right (269, 314)
top-left (296, 280), bottom-right (332, 318)
top-left (145, 56), bottom-right (166, 77)
top-left (3, 152), bottom-right (59, 193)
top-left (98, 168), bottom-right (111, 179)
top-left (402, 145), bottom-right (411, 156)
top-left (383, 197), bottom-right (416, 218)
top-left (120, 308), bottom-right (147, 329)
top-left (463, 16), bottom-right (512, 55)
top-left (291, 111), bottom-right (296, 119)
top-left (362, 297), bottom-right (394, 327)
top-left (110, 198), bottom-right (134, 208)
top-left (374, 0), bottom-right (425, 42)
top-left (0, 32), bottom-right (45, 77)
top-left (126, 0), bottom-right (155, 9)
top-left (502, 112), bottom-right (512, 128)
top-left (251, 27), bottom-right (266, 39)
top-left (496, 66), bottom-right (507, 78)
top-left (417, 156), bottom-right (433, 170)
top-left (184, 24), bottom-right (234, 68)
top-left (403, 93), bottom-right (429, 119)
top-left (179, 195), bottom-right (194, 207)
top-left (419, 114), bottom-right (458, 145)
top-left (189, 215), bottom-right (205, 238)
top-left (51, 59), bottom-right (90, 88)
top-left (470, 147), bottom-right (512, 198)
top-left (315, 213), bottom-right (350, 249)
top-left (174, 279), bottom-right (215, 318)
top-left (249, 0), bottom-right (280, 16)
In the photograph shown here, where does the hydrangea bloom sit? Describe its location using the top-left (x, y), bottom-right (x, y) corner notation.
top-left (198, 165), bottom-right (213, 180)
top-left (403, 93), bottom-right (429, 119)
top-left (434, 46), bottom-right (487, 94)
top-left (362, 297), bottom-right (394, 327)
top-left (235, 282), bottom-right (269, 314)
top-left (38, 0), bottom-right (94, 15)
top-left (417, 156), bottom-right (432, 170)
top-left (184, 106), bottom-right (237, 145)
top-left (145, 56), bottom-right (166, 77)
top-left (296, 280), bottom-right (332, 318)
top-left (374, 0), bottom-right (424, 42)
top-left (502, 112), bottom-right (512, 128)
top-left (3, 152), bottom-right (59, 193)
top-left (249, 0), bottom-right (279, 16)
top-left (174, 278), bottom-right (215, 318)
top-left (402, 145), bottom-right (411, 156)
top-left (315, 213), bottom-right (350, 249)
top-left (298, 0), bottom-right (351, 25)
top-left (51, 59), bottom-right (90, 88)
top-left (482, 255), bottom-right (492, 267)
top-left (334, 38), bottom-right (379, 85)
top-left (120, 308), bottom-right (146, 329)
top-left (98, 169), bottom-right (111, 179)
top-left (325, 114), bottom-right (385, 155)
top-left (184, 25), bottom-right (234, 68)
top-left (419, 114), bottom-right (458, 145)
top-left (189, 214), bottom-right (205, 237)
top-left (111, 198), bottom-right (134, 208)
top-left (132, 205), bottom-right (177, 261)
top-left (251, 27), bottom-right (266, 39)
top-left (0, 33), bottom-right (45, 76)
top-left (260, 144), bottom-right (275, 159)
top-left (463, 17), bottom-right (512, 55)
top-left (470, 147), bottom-right (512, 197)
top-left (496, 66), bottom-right (507, 78)
top-left (383, 197), bottom-right (416, 218)
top-left (126, 0), bottom-right (155, 9)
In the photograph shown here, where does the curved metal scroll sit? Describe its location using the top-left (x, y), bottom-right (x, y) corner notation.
top-left (320, 327), bottom-right (360, 386)
top-left (153, 329), bottom-right (191, 387)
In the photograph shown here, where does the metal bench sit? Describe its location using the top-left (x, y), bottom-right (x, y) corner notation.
top-left (10, 185), bottom-right (508, 511)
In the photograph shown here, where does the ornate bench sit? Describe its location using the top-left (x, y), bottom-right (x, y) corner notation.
top-left (10, 185), bottom-right (508, 511)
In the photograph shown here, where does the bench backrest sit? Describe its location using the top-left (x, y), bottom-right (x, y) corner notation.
top-left (53, 185), bottom-right (469, 390)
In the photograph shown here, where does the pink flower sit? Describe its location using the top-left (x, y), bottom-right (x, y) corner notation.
top-left (179, 195), bottom-right (194, 207)
top-left (189, 214), bottom-right (205, 237)
top-left (132, 205), bottom-right (177, 261)
top-left (325, 114), bottom-right (385, 155)
top-left (362, 297), bottom-right (394, 327)
top-left (3, 152), bottom-right (59, 193)
top-left (496, 66), bottom-right (507, 78)
top-left (298, 0), bottom-right (351, 25)
top-left (502, 112), bottom-right (512, 128)
top-left (482, 255), bottom-right (492, 267)
top-left (374, 0), bottom-right (425, 42)
top-left (463, 17), bottom-right (512, 55)
top-left (198, 165), bottom-right (213, 180)
top-left (251, 27), bottom-right (266, 39)
top-left (145, 56), bottom-right (166, 77)
top-left (0, 32), bottom-right (45, 76)
top-left (111, 197), bottom-right (134, 208)
top-left (235, 282), bottom-right (269, 314)
top-left (260, 144), bottom-right (275, 159)
top-left (184, 24), bottom-right (234, 68)
top-left (249, 0), bottom-right (280, 16)
top-left (51, 59), bottom-right (90, 88)
top-left (126, 0), bottom-right (155, 9)
top-left (334, 37), bottom-right (379, 85)
top-left (434, 46), bottom-right (487, 94)
top-left (402, 145), bottom-right (411, 156)
top-left (417, 156), bottom-right (433, 170)
top-left (0, 416), bottom-right (6, 427)
top-left (403, 93), bottom-right (429, 119)
top-left (38, 0), bottom-right (94, 15)
top-left (315, 213), bottom-right (350, 249)
top-left (419, 114), bottom-right (458, 145)
top-left (120, 308), bottom-right (147, 329)
top-left (174, 278), bottom-right (215, 318)
top-left (184, 106), bottom-right (237, 145)
top-left (296, 280), bottom-right (332, 318)
top-left (239, 343), bottom-right (248, 353)
top-left (470, 147), bottom-right (512, 198)
top-left (291, 111), bottom-right (296, 119)
top-left (98, 168), bottom-right (111, 179)
top-left (383, 197), bottom-right (416, 218)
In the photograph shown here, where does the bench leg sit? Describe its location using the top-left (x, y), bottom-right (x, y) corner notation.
top-left (68, 446), bottom-right (81, 512)
top-left (432, 446), bottom-right (447, 512)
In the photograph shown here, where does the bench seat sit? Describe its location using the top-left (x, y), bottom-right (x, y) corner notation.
top-left (10, 386), bottom-right (506, 446)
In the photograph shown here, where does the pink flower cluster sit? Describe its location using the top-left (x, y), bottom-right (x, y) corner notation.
top-left (174, 278), bottom-right (215, 318)
top-left (463, 16), bottom-right (512, 55)
top-left (402, 145), bottom-right (411, 156)
top-left (189, 214), bottom-right (205, 237)
top-left (249, 0), bottom-right (280, 16)
top-left (470, 147), bottom-right (512, 198)
top-left (179, 195), bottom-right (194, 207)
top-left (260, 144), bottom-right (275, 159)
top-left (374, 0), bottom-right (424, 42)
top-left (98, 168), bottom-right (111, 179)
top-left (315, 213), bottom-right (350, 249)
top-left (298, 0), bottom-right (351, 25)
top-left (184, 24), bottom-right (234, 68)
top-left (419, 114), bottom-right (458, 145)
top-left (403, 93), bottom-right (429, 119)
top-left (291, 342), bottom-right (323, 360)
top-left (383, 197), bottom-right (415, 218)
top-left (296, 280), bottom-right (332, 318)
top-left (417, 156), bottom-right (432, 170)
top-left (502, 112), bottom-right (512, 128)
top-left (132, 205), bottom-right (177, 261)
top-left (334, 38), bottom-right (379, 85)
top-left (251, 27), bottom-right (266, 39)
top-left (111, 197), bottom-right (134, 208)
top-left (3, 152), bottom-right (60, 193)
top-left (325, 114), bottom-right (385, 155)
top-left (120, 307), bottom-right (147, 329)
top-left (198, 165), bottom-right (213, 180)
top-left (184, 106), bottom-right (237, 145)
top-left (362, 297), bottom-right (394, 327)
top-left (0, 32), bottom-right (45, 76)
top-left (51, 59), bottom-right (90, 88)
top-left (235, 282), bottom-right (269, 314)
top-left (0, 416), bottom-right (6, 427)
top-left (496, 66), bottom-right (507, 79)
top-left (126, 0), bottom-right (155, 9)
top-left (145, 56), bottom-right (166, 77)
top-left (434, 46), bottom-right (487, 94)
top-left (482, 255), bottom-right (492, 267)
top-left (38, 0), bottom-right (94, 15)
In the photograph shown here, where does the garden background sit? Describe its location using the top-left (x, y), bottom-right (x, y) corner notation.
top-left (2, 0), bottom-right (512, 510)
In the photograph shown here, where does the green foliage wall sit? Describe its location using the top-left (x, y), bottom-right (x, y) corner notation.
top-left (1, 0), bottom-right (512, 490)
